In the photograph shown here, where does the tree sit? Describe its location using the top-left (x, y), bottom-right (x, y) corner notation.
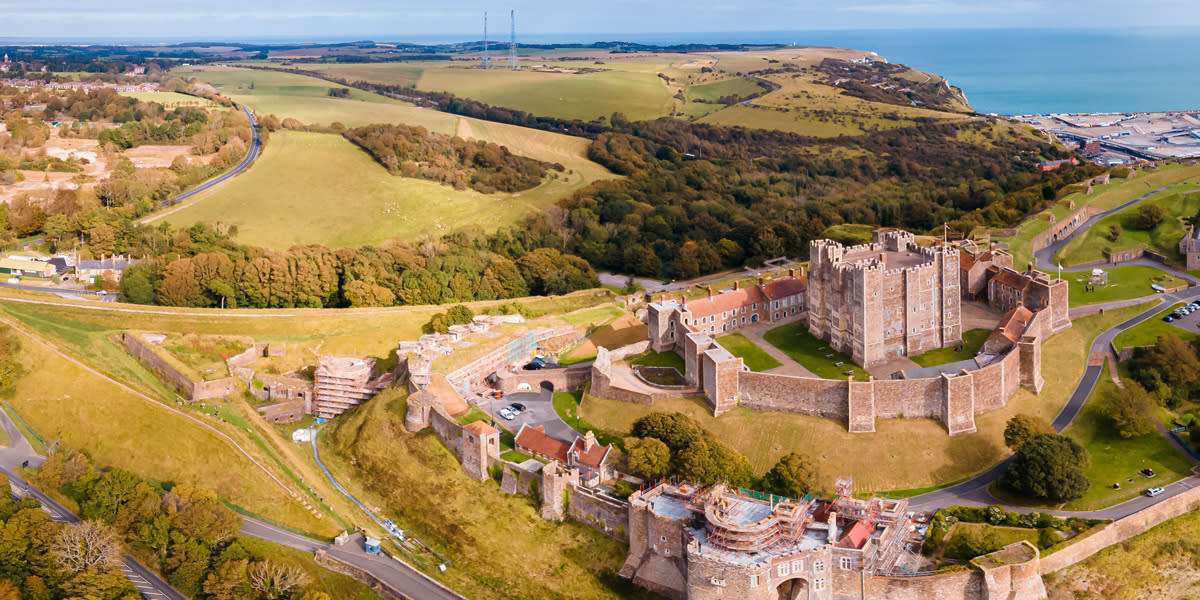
top-left (631, 413), bottom-right (703, 451)
top-left (53, 521), bottom-right (122, 573)
top-left (763, 453), bottom-right (819, 499)
top-left (1001, 433), bottom-right (1091, 502)
top-left (446, 304), bottom-right (474, 325)
top-left (297, 591), bottom-right (332, 600)
top-left (1101, 380), bottom-right (1156, 438)
top-left (0, 579), bottom-right (16, 600)
top-left (624, 437), bottom-right (670, 479)
top-left (247, 561), bottom-right (309, 600)
top-left (1129, 203), bottom-right (1165, 230)
top-left (202, 559), bottom-right (251, 600)
top-left (1108, 223), bottom-right (1122, 242)
top-left (1003, 414), bottom-right (1053, 451)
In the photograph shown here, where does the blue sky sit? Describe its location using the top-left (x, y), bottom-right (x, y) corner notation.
top-left (1, 0), bottom-right (1197, 41)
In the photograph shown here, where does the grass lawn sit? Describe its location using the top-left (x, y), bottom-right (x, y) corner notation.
top-left (580, 302), bottom-right (1155, 492)
top-left (631, 350), bottom-right (686, 372)
top-left (941, 522), bottom-right (1039, 560)
top-left (1067, 265), bottom-right (1185, 308)
top-left (1043, 509), bottom-right (1200, 600)
top-left (2, 404), bottom-right (46, 454)
top-left (910, 328), bottom-right (990, 367)
top-left (119, 90), bottom-right (219, 108)
top-left (996, 164), bottom-right (1200, 270)
top-left (1112, 302), bottom-right (1197, 351)
top-left (550, 390), bottom-right (620, 447)
top-left (1055, 183), bottom-right (1200, 266)
top-left (991, 361), bottom-right (1193, 511)
top-left (1, 322), bottom-right (332, 535)
top-left (762, 321), bottom-right (870, 380)
top-left (716, 333), bottom-right (782, 372)
top-left (500, 449), bottom-right (535, 463)
top-left (163, 131), bottom-right (602, 249)
top-left (321, 388), bottom-right (660, 600)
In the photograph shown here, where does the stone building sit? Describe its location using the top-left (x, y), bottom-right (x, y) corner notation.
top-left (806, 230), bottom-right (962, 367)
top-left (620, 479), bottom-right (1047, 600)
top-left (647, 272), bottom-right (806, 353)
top-left (514, 424), bottom-right (615, 481)
top-left (621, 479), bottom-right (913, 600)
top-left (312, 355), bottom-right (393, 419)
top-left (986, 267), bottom-right (1070, 333)
top-left (958, 241), bottom-right (1015, 300)
top-left (1181, 225), bottom-right (1200, 270)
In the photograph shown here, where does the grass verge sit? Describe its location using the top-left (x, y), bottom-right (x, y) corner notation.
top-left (910, 328), bottom-right (991, 367)
top-left (762, 321), bottom-right (870, 380)
top-left (716, 333), bottom-right (782, 372)
top-left (1112, 302), bottom-right (1196, 351)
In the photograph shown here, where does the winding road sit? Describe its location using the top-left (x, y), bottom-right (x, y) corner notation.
top-left (140, 104), bottom-right (261, 225)
top-left (910, 182), bottom-right (1200, 517)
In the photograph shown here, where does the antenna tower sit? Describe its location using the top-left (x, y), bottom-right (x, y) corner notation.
top-left (508, 10), bottom-right (518, 70)
top-left (481, 12), bottom-right (491, 69)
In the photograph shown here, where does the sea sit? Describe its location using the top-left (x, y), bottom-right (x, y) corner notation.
top-left (8, 28), bottom-right (1198, 115)
top-left (401, 27), bottom-right (1200, 116)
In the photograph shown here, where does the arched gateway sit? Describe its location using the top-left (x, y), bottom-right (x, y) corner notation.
top-left (776, 576), bottom-right (809, 600)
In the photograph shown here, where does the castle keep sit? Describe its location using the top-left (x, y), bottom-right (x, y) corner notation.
top-left (807, 230), bottom-right (961, 367)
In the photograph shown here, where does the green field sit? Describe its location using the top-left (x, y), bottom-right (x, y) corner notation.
top-left (119, 90), bottom-right (218, 108)
top-left (580, 302), bottom-right (1153, 492)
top-left (162, 131), bottom-right (604, 248)
top-left (716, 333), bottom-right (782, 372)
top-left (631, 350), bottom-right (686, 372)
top-left (762, 321), bottom-right (869, 380)
top-left (996, 164), bottom-right (1200, 270)
top-left (1066, 265), bottom-right (1185, 308)
top-left (1112, 302), bottom-right (1196, 350)
top-left (910, 328), bottom-right (990, 367)
top-left (1055, 184), bottom-right (1200, 266)
top-left (992, 362), bottom-right (1194, 511)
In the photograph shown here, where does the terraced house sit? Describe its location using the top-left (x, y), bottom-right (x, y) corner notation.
top-left (659, 271), bottom-right (807, 342)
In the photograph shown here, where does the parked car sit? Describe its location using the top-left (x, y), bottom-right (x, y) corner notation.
top-left (498, 407), bottom-right (516, 420)
top-left (510, 402), bottom-right (527, 413)
top-left (1164, 315), bottom-right (1175, 322)
top-left (1146, 486), bottom-right (1165, 497)
top-left (523, 357), bottom-right (547, 370)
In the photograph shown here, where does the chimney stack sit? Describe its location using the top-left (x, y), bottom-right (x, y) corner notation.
top-left (706, 286), bottom-right (713, 299)
top-left (827, 510), bottom-right (838, 545)
top-left (758, 275), bottom-right (765, 287)
top-left (733, 281), bottom-right (739, 290)
top-left (788, 268), bottom-right (795, 278)
top-left (681, 294), bottom-right (687, 306)
top-left (583, 430), bottom-right (596, 452)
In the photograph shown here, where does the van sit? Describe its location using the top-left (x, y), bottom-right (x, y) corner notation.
top-left (1146, 487), bottom-right (1165, 497)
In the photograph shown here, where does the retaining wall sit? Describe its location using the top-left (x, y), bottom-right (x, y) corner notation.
top-left (1040, 483), bottom-right (1200, 573)
top-left (123, 332), bottom-right (236, 401)
top-left (568, 485), bottom-right (630, 541)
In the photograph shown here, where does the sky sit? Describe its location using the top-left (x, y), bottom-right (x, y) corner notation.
top-left (0, 0), bottom-right (1198, 42)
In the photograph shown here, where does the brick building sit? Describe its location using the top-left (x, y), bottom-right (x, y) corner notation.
top-left (958, 242), bottom-right (1015, 300)
top-left (621, 479), bottom-right (916, 600)
top-left (647, 272), bottom-right (806, 352)
top-left (514, 424), bottom-right (614, 480)
top-left (806, 229), bottom-right (961, 368)
top-left (312, 355), bottom-right (393, 419)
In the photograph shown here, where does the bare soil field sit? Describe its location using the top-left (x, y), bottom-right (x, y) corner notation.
top-left (123, 144), bottom-right (209, 168)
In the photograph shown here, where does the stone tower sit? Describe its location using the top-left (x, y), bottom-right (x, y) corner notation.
top-left (540, 462), bottom-right (579, 521)
top-left (460, 421), bottom-right (500, 482)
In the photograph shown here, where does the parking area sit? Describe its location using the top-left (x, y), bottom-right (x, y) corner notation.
top-left (1165, 300), bottom-right (1200, 332)
top-left (482, 384), bottom-right (580, 444)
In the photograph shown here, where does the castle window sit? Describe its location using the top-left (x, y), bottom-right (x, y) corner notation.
top-left (814, 560), bottom-right (825, 573)
top-left (753, 303), bottom-right (757, 310)
top-left (661, 536), bottom-right (666, 542)
top-left (777, 564), bottom-right (789, 577)
top-left (792, 559), bottom-right (804, 573)
top-left (774, 301), bottom-right (779, 309)
top-left (814, 578), bottom-right (826, 591)
top-left (840, 557), bottom-right (852, 570)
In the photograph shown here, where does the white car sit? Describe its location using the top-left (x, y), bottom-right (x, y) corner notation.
top-left (1146, 486), bottom-right (1165, 497)
top-left (498, 407), bottom-right (516, 420)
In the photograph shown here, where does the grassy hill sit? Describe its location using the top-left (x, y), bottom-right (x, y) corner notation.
top-left (162, 131), bottom-right (597, 248)
top-left (1054, 183), bottom-right (1200, 266)
top-left (284, 46), bottom-right (970, 135)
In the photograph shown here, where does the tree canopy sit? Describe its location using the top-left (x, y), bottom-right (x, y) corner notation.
top-left (1003, 413), bottom-right (1054, 451)
top-left (1001, 433), bottom-right (1091, 502)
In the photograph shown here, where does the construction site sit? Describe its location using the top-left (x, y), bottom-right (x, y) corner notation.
top-left (312, 356), bottom-right (393, 419)
top-left (621, 478), bottom-right (926, 600)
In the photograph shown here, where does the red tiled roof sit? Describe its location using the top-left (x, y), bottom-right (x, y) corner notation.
top-left (761, 276), bottom-right (807, 301)
top-left (839, 520), bottom-right (873, 549)
top-left (960, 251), bottom-right (977, 271)
top-left (682, 286), bottom-right (766, 319)
top-left (567, 434), bottom-right (612, 469)
top-left (463, 421), bottom-right (499, 436)
top-left (515, 424), bottom-right (569, 463)
top-left (985, 306), bottom-right (1034, 349)
top-left (991, 268), bottom-right (1031, 293)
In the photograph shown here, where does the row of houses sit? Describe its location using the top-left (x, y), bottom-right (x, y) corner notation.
top-left (0, 254), bottom-right (139, 284)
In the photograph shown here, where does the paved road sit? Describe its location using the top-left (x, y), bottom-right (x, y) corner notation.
top-left (0, 411), bottom-right (187, 600)
top-left (140, 104), bottom-right (262, 225)
top-left (241, 519), bottom-right (464, 600)
top-left (0, 282), bottom-right (119, 300)
top-left (1032, 184), bottom-right (1200, 283)
top-left (485, 387), bottom-right (582, 444)
top-left (909, 251), bottom-right (1200, 518)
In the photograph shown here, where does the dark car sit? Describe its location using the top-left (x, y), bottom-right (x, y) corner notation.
top-left (523, 358), bottom-right (547, 370)
top-left (1164, 315), bottom-right (1175, 322)
top-left (510, 402), bottom-right (527, 413)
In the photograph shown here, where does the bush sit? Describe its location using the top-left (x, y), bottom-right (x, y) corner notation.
top-left (1001, 433), bottom-right (1091, 502)
top-left (1128, 203), bottom-right (1166, 230)
top-left (1037, 527), bottom-right (1060, 550)
top-left (612, 480), bottom-right (637, 499)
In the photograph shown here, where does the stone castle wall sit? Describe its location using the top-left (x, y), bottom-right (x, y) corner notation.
top-left (124, 332), bottom-right (236, 401)
top-left (568, 485), bottom-right (630, 541)
top-left (1039, 482), bottom-right (1200, 573)
top-left (1029, 205), bottom-right (1105, 257)
top-left (496, 365), bottom-right (591, 394)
